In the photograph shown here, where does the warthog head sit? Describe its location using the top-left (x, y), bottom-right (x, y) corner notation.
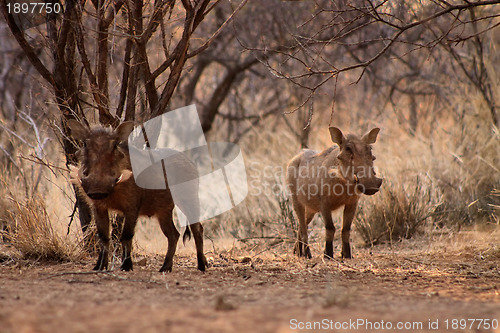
top-left (68, 120), bottom-right (135, 200)
top-left (329, 127), bottom-right (383, 195)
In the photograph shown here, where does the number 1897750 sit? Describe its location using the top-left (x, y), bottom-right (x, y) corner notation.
top-left (6, 2), bottom-right (62, 14)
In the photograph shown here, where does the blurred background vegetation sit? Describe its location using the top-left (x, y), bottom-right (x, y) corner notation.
top-left (0, 0), bottom-right (498, 260)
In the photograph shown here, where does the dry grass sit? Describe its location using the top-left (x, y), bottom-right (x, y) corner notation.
top-left (352, 90), bottom-right (499, 245)
top-left (0, 79), bottom-right (498, 265)
top-left (1, 113), bottom-right (497, 265)
top-left (356, 177), bottom-right (436, 246)
top-left (7, 196), bottom-right (81, 262)
top-left (0, 196), bottom-right (14, 242)
top-left (199, 92), bottom-right (499, 252)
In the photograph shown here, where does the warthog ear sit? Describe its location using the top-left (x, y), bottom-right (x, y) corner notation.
top-left (329, 127), bottom-right (345, 146)
top-left (362, 128), bottom-right (380, 144)
top-left (67, 120), bottom-right (89, 141)
top-left (114, 121), bottom-right (135, 142)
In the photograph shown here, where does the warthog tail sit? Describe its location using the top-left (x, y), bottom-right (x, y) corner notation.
top-left (183, 226), bottom-right (192, 244)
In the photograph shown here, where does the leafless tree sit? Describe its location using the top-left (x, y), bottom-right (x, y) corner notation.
top-left (177, 0), bottom-right (322, 145)
top-left (248, 0), bottom-right (500, 129)
top-left (0, 0), bottom-right (248, 231)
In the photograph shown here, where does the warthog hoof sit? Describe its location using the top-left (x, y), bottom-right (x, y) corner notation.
top-left (197, 255), bottom-right (208, 272)
top-left (120, 257), bottom-right (133, 271)
top-left (294, 241), bottom-right (312, 259)
top-left (93, 252), bottom-right (108, 271)
top-left (159, 260), bottom-right (173, 273)
top-left (324, 242), bottom-right (334, 260)
top-left (93, 262), bottom-right (107, 271)
top-left (341, 249), bottom-right (352, 259)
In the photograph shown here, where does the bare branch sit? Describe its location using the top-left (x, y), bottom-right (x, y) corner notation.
top-left (0, 1), bottom-right (56, 88)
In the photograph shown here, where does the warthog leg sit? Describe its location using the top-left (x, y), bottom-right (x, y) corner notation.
top-left (321, 204), bottom-right (336, 260)
top-left (190, 222), bottom-right (207, 271)
top-left (293, 202), bottom-right (313, 259)
top-left (341, 201), bottom-right (358, 259)
top-left (94, 208), bottom-right (110, 271)
top-left (158, 209), bottom-right (179, 272)
top-left (120, 212), bottom-right (139, 271)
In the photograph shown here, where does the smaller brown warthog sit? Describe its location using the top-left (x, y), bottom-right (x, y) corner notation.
top-left (68, 120), bottom-right (207, 272)
top-left (286, 127), bottom-right (382, 259)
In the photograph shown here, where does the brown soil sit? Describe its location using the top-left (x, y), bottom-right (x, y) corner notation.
top-left (1, 233), bottom-right (500, 333)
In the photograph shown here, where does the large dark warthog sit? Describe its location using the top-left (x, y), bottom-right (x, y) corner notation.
top-left (286, 127), bottom-right (382, 259)
top-left (68, 120), bottom-right (207, 272)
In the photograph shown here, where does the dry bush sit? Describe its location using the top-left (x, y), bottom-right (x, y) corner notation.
top-left (0, 196), bottom-right (14, 242)
top-left (491, 189), bottom-right (500, 224)
top-left (204, 96), bottom-right (499, 253)
top-left (3, 82), bottom-right (496, 262)
top-left (356, 177), bottom-right (437, 246)
top-left (8, 196), bottom-right (80, 262)
top-left (79, 214), bottom-right (125, 258)
top-left (353, 87), bottom-right (499, 245)
top-left (277, 190), bottom-right (298, 241)
top-left (202, 122), bottom-right (301, 240)
top-left (428, 96), bottom-right (500, 227)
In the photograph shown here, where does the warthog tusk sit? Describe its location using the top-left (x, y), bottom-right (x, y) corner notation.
top-left (116, 174), bottom-right (123, 184)
top-left (354, 174), bottom-right (359, 183)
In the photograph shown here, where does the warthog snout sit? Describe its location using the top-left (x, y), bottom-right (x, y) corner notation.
top-left (86, 192), bottom-right (109, 200)
top-left (80, 173), bottom-right (124, 200)
top-left (356, 176), bottom-right (383, 196)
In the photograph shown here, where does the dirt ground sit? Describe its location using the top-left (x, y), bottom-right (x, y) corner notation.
top-left (1, 231), bottom-right (500, 333)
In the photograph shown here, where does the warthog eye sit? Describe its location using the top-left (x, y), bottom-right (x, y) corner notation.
top-left (344, 146), bottom-right (353, 154)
